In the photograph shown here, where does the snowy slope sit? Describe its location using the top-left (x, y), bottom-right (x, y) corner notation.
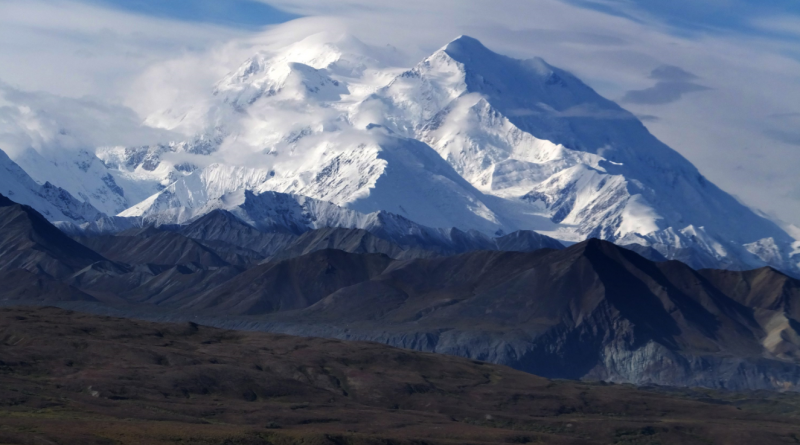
top-left (11, 147), bottom-right (131, 216)
top-left (5, 122), bottom-right (224, 217)
top-left (120, 130), bottom-right (519, 234)
top-left (0, 149), bottom-right (101, 224)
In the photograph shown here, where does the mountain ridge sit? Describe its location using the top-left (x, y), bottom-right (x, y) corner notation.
top-left (249, 238), bottom-right (800, 390)
top-left (0, 191), bottom-right (799, 390)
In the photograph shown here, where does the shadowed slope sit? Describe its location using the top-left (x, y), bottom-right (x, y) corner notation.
top-left (266, 227), bottom-right (434, 261)
top-left (0, 269), bottom-right (95, 302)
top-left (700, 267), bottom-right (800, 319)
top-left (182, 249), bottom-right (394, 315)
top-left (261, 239), bottom-right (800, 388)
top-left (0, 193), bottom-right (105, 280)
top-left (177, 209), bottom-right (297, 257)
top-left (78, 228), bottom-right (239, 268)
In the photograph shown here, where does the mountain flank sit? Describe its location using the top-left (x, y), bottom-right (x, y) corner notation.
top-left (0, 191), bottom-right (799, 391)
top-left (0, 193), bottom-right (105, 280)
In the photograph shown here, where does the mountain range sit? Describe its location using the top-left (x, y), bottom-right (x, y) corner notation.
top-left (1, 191), bottom-right (799, 391)
top-left (0, 34), bottom-right (797, 277)
top-left (2, 33), bottom-right (800, 392)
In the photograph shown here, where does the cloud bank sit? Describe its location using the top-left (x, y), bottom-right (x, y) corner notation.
top-left (0, 82), bottom-right (178, 158)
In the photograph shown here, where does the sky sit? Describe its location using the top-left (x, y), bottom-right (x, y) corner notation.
top-left (83, 0), bottom-right (298, 28)
top-left (0, 0), bottom-right (799, 227)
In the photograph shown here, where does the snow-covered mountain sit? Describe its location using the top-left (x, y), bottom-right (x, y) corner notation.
top-left (352, 36), bottom-right (799, 272)
top-left (4, 33), bottom-right (798, 276)
top-left (8, 144), bottom-right (192, 217)
top-left (0, 149), bottom-right (100, 224)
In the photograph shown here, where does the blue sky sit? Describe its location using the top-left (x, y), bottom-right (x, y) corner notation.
top-left (69, 0), bottom-right (800, 55)
top-left (85, 0), bottom-right (298, 28)
top-left (78, 0), bottom-right (800, 41)
top-left (567, 0), bottom-right (800, 38)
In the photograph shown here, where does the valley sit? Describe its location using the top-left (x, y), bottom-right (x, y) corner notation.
top-left (1, 306), bottom-right (799, 445)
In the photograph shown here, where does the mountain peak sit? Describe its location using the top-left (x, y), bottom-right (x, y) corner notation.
top-left (0, 192), bottom-right (106, 278)
top-left (0, 192), bottom-right (14, 208)
top-left (438, 35), bottom-right (508, 68)
top-left (572, 237), bottom-right (625, 257)
top-left (443, 35), bottom-right (488, 53)
top-left (439, 36), bottom-right (555, 77)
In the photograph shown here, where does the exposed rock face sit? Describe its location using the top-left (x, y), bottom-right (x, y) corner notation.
top-left (226, 240), bottom-right (800, 391)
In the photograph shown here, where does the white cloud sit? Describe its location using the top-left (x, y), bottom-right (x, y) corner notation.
top-left (0, 82), bottom-right (179, 158)
top-left (0, 0), bottom-right (244, 99)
